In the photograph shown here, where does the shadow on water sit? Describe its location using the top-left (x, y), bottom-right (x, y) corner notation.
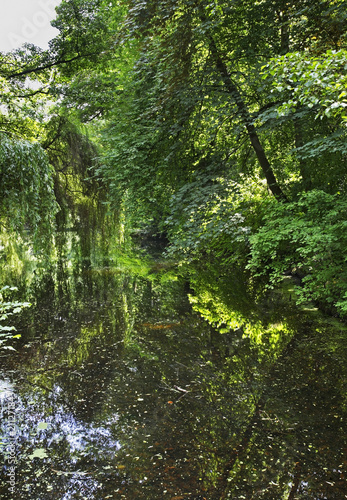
top-left (0, 215), bottom-right (346, 499)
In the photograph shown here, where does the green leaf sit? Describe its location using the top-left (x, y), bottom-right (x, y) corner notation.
top-left (29, 448), bottom-right (48, 459)
top-left (37, 422), bottom-right (49, 430)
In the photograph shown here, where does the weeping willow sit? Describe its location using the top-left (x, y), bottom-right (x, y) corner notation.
top-left (0, 135), bottom-right (58, 247)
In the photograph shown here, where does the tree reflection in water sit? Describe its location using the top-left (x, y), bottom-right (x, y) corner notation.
top-left (0, 225), bottom-right (346, 499)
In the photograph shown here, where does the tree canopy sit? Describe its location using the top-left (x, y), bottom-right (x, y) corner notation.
top-left (0, 0), bottom-right (347, 315)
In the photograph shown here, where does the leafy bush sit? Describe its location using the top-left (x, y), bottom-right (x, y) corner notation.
top-left (247, 190), bottom-right (347, 316)
top-left (164, 172), bottom-right (254, 264)
top-left (0, 286), bottom-right (31, 351)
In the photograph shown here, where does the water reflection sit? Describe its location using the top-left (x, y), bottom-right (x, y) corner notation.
top-left (0, 225), bottom-right (346, 499)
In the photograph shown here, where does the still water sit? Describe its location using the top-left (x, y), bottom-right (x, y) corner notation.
top-left (0, 226), bottom-right (346, 499)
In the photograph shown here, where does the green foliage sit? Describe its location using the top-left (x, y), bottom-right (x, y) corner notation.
top-left (261, 49), bottom-right (347, 121)
top-left (50, 0), bottom-right (124, 75)
top-left (0, 0), bottom-right (345, 319)
top-left (42, 115), bottom-right (106, 221)
top-left (248, 190), bottom-right (347, 316)
top-left (165, 172), bottom-right (253, 264)
top-left (0, 286), bottom-right (31, 351)
top-left (0, 136), bottom-right (58, 247)
top-left (257, 48), bottom-right (347, 194)
top-left (44, 0), bottom-right (347, 209)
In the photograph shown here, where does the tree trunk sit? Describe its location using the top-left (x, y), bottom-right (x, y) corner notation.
top-left (207, 35), bottom-right (288, 202)
top-left (279, 8), bottom-right (290, 54)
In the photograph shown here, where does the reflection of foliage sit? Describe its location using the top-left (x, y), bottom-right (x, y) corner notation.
top-left (187, 261), bottom-right (295, 360)
top-left (0, 229), bottom-right (39, 290)
top-left (1, 218), bottom-right (347, 499)
top-left (183, 261), bottom-right (347, 498)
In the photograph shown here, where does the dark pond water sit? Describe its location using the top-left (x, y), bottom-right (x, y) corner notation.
top-left (0, 225), bottom-right (347, 499)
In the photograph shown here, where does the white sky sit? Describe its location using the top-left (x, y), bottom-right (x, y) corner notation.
top-left (0, 0), bottom-right (62, 52)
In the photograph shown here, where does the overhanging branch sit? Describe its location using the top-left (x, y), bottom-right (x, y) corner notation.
top-left (5, 52), bottom-right (97, 80)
